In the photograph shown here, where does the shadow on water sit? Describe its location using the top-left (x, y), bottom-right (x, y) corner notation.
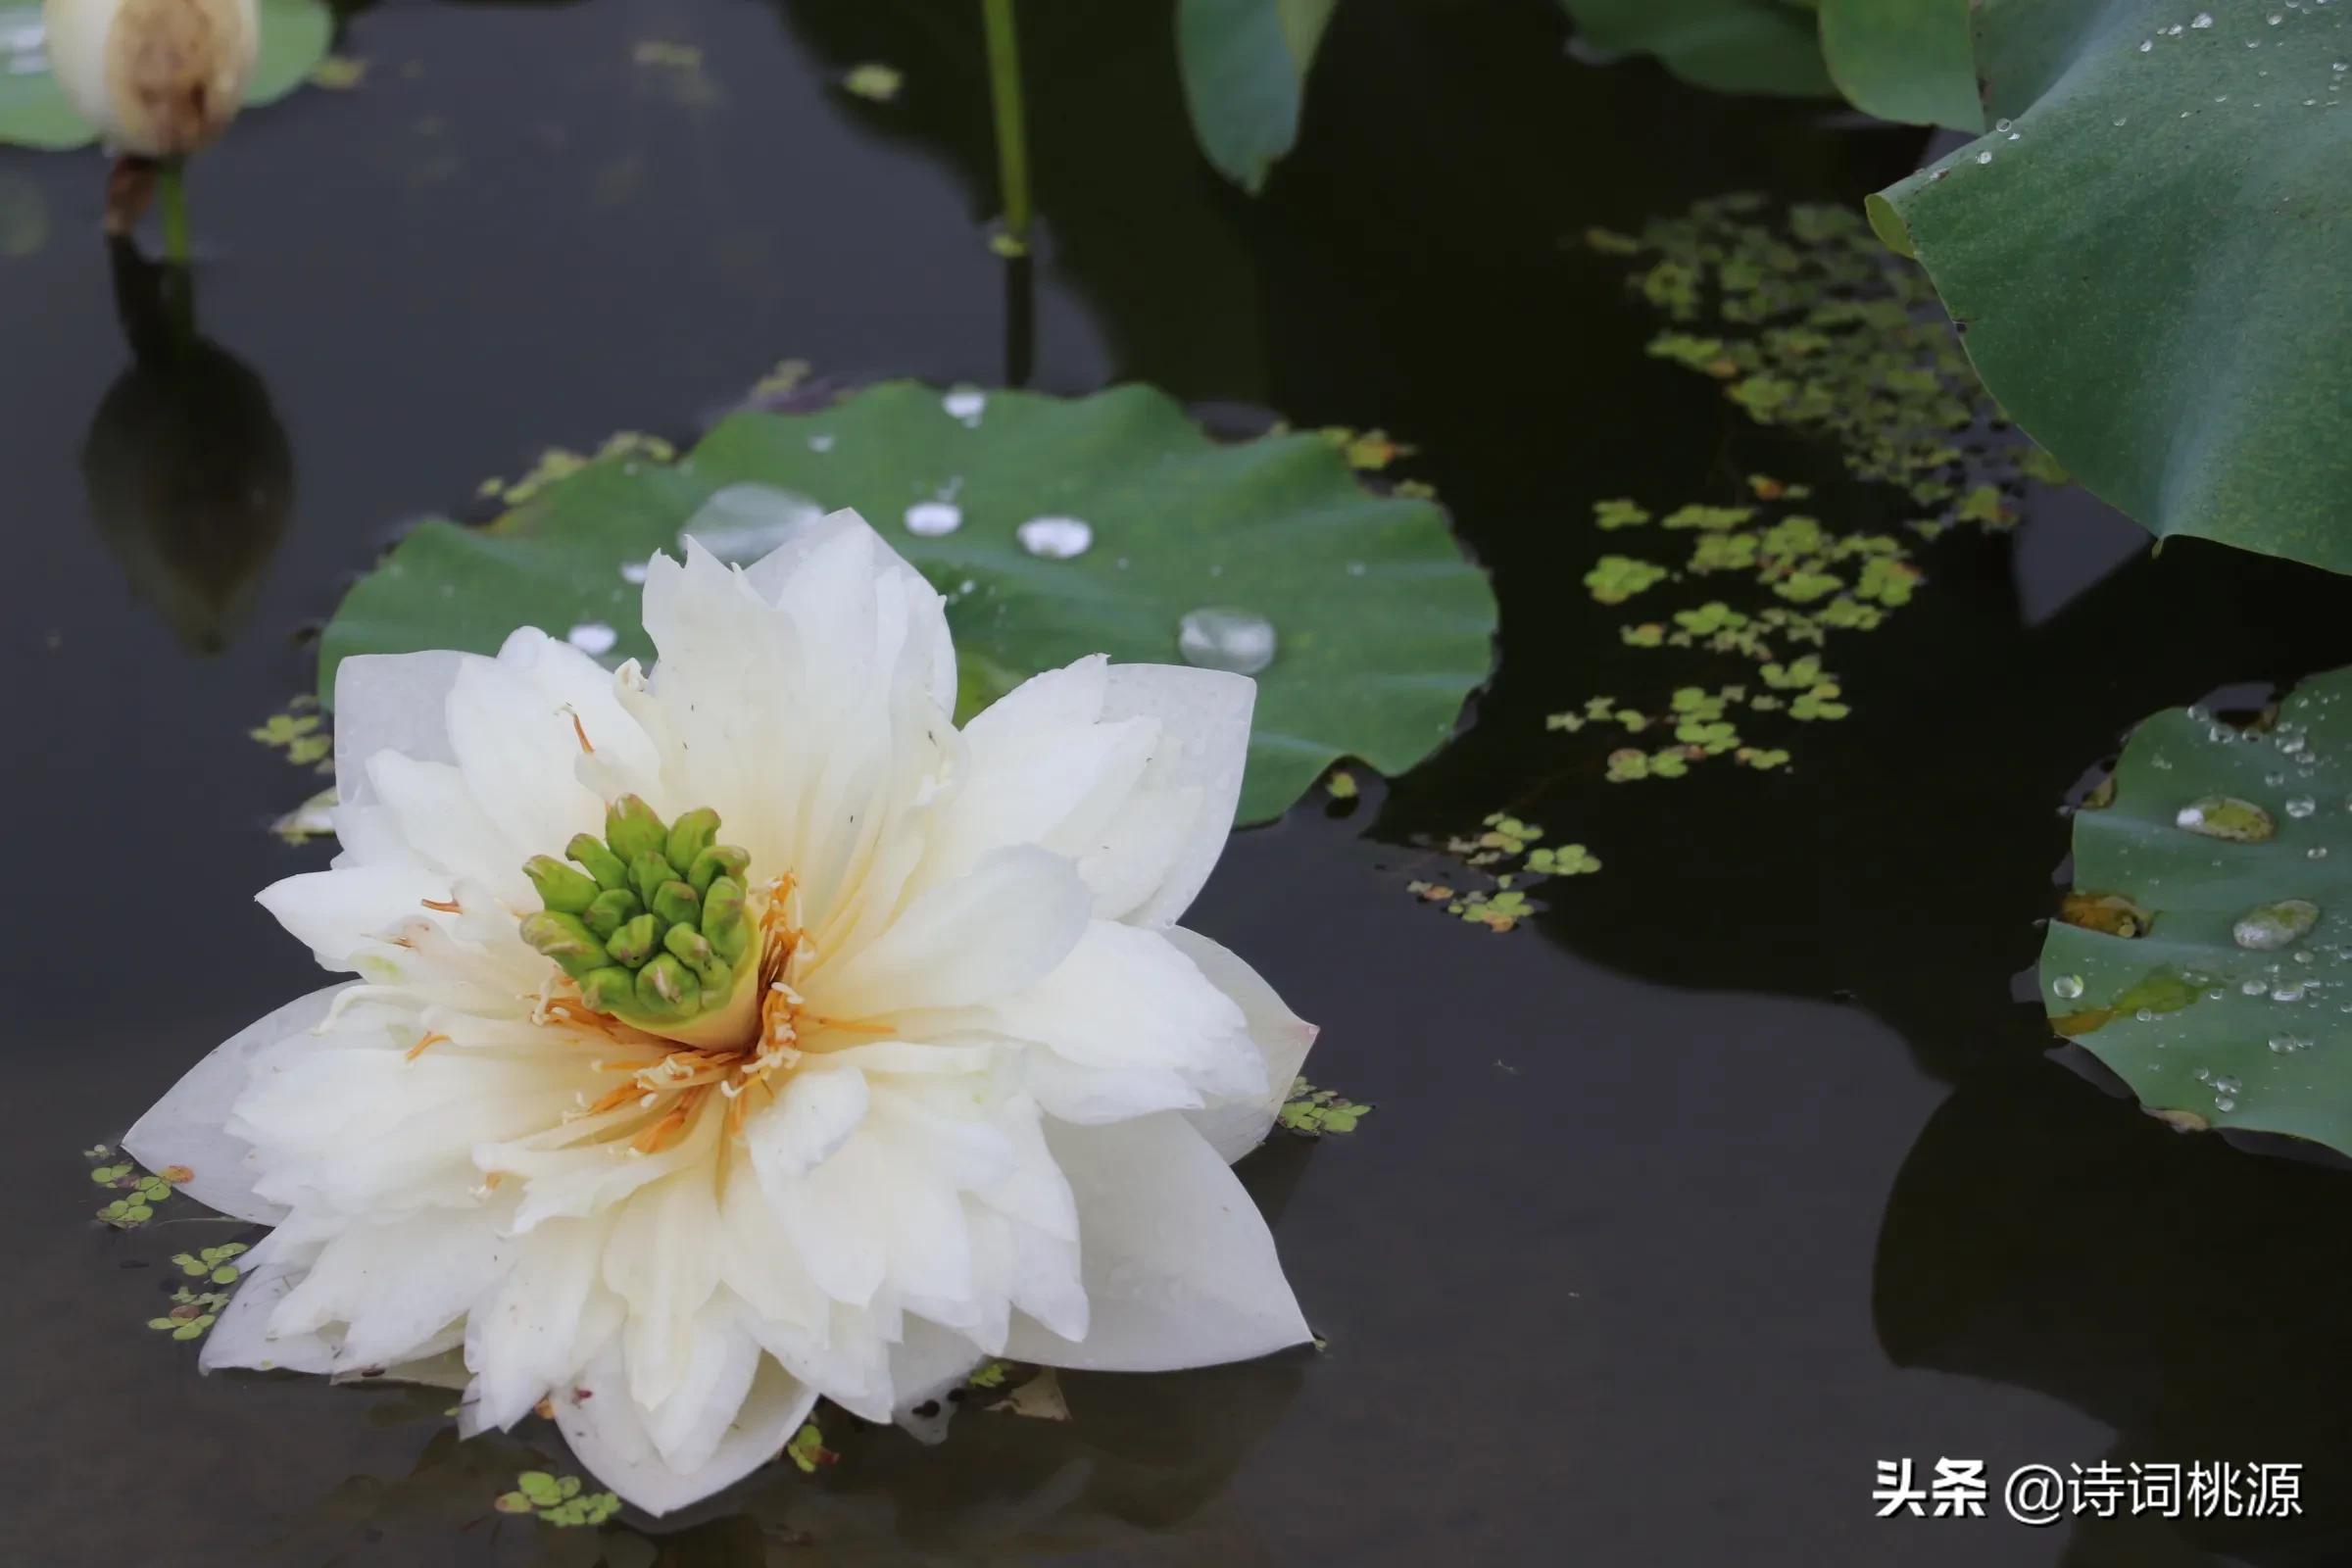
top-left (81, 238), bottom-right (293, 655)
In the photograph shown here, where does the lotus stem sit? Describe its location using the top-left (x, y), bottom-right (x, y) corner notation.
top-left (981, 0), bottom-right (1032, 256)
top-left (157, 160), bottom-right (190, 267)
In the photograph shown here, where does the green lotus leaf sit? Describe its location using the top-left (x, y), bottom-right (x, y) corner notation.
top-left (1558, 0), bottom-right (1838, 97)
top-left (1816, 0), bottom-right (1981, 129)
top-left (1176, 0), bottom-right (1337, 193)
top-left (2041, 668), bottom-right (2352, 1154)
top-left (318, 381), bottom-right (1496, 826)
top-left (0, 0), bottom-right (333, 152)
top-left (1870, 0), bottom-right (2352, 572)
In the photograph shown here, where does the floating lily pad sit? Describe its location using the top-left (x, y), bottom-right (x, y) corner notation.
top-left (1175, 0), bottom-right (1337, 192)
top-left (318, 381), bottom-right (1497, 826)
top-left (1870, 0), bottom-right (2352, 573)
top-left (1559, 0), bottom-right (1837, 97)
top-left (0, 0), bottom-right (333, 151)
top-left (2040, 668), bottom-right (2352, 1153)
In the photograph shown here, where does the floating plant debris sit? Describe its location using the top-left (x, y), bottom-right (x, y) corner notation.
top-left (1279, 1078), bottom-right (1373, 1136)
top-left (1406, 812), bottom-right (1601, 933)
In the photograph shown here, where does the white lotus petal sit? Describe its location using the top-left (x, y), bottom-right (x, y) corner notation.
top-left (1091, 665), bottom-right (1253, 926)
top-left (743, 1065), bottom-right (869, 1185)
top-left (1004, 1113), bottom-right (1309, 1371)
top-left (811, 846), bottom-right (1091, 1019)
top-left (642, 1300), bottom-right (763, 1473)
top-left (270, 1209), bottom-right (511, 1371)
top-left (200, 1256), bottom-right (338, 1375)
top-left (1163, 928), bottom-right (1320, 1162)
top-left (257, 864), bottom-right (449, 970)
top-left (740, 508), bottom-right (956, 716)
top-left (332, 651), bottom-right (468, 810)
top-left (446, 655), bottom-right (606, 855)
top-left (555, 1344), bottom-right (816, 1517)
top-left (122, 986), bottom-right (346, 1225)
top-left (365, 753), bottom-right (529, 906)
top-left (466, 1214), bottom-right (618, 1431)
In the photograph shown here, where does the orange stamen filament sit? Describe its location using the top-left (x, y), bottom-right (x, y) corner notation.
top-left (405, 1030), bottom-right (451, 1062)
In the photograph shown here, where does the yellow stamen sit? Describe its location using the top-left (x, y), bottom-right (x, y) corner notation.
top-left (405, 1030), bottom-right (450, 1061)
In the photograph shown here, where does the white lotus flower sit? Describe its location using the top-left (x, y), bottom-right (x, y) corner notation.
top-left (125, 509), bottom-right (1318, 1515)
top-left (43, 0), bottom-right (260, 158)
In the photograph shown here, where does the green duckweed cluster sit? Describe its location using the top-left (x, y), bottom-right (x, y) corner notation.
top-left (1559, 199), bottom-right (2075, 787)
top-left (493, 1470), bottom-right (621, 1528)
top-left (87, 1146), bottom-right (183, 1229)
top-left (1408, 812), bottom-right (1602, 933)
top-left (1279, 1078), bottom-right (1373, 1136)
top-left (520, 795), bottom-right (756, 1028)
top-left (786, 1420), bottom-right (837, 1474)
top-left (250, 697), bottom-right (330, 768)
top-left (1588, 195), bottom-right (2067, 510)
top-left (145, 1247), bottom-right (246, 1342)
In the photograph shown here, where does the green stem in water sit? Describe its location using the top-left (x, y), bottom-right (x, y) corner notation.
top-left (980, 0), bottom-right (1031, 256)
top-left (158, 159), bottom-right (190, 267)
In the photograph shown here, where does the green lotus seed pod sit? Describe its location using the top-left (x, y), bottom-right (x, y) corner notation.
top-left (662, 924), bottom-right (732, 991)
top-left (630, 851), bottom-right (680, 910)
top-left (665, 808), bottom-right (721, 877)
top-left (652, 879), bottom-right (701, 929)
top-left (636, 954), bottom-right (698, 1015)
top-left (566, 834), bottom-right (629, 892)
top-left (606, 795), bottom-right (669, 865)
top-left (524, 856), bottom-right (601, 915)
top-left (606, 912), bottom-right (661, 969)
top-left (701, 876), bottom-right (748, 962)
top-left (582, 888), bottom-right (642, 941)
top-left (520, 911), bottom-right (611, 981)
top-left (580, 966), bottom-right (636, 1013)
top-left (687, 844), bottom-right (750, 894)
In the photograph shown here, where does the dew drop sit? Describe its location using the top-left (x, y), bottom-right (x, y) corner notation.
top-left (2236, 899), bottom-right (2322, 951)
top-left (1177, 606), bottom-right (1278, 675)
top-left (1016, 515), bottom-right (1094, 560)
top-left (905, 501), bottom-right (962, 537)
top-left (808, 433), bottom-right (836, 453)
top-left (1977, 150), bottom-right (1994, 164)
top-left (1995, 117), bottom-right (2014, 130)
top-left (2176, 795), bottom-right (2277, 841)
top-left (619, 560), bottom-right (651, 585)
top-left (2270, 1034), bottom-right (2313, 1054)
top-left (943, 386), bottom-right (987, 427)
top-left (2190, 10), bottom-right (2214, 24)
top-left (565, 621), bottom-right (618, 657)
top-left (2288, 796), bottom-right (2318, 817)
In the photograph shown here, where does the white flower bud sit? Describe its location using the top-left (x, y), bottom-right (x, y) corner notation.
top-left (42, 0), bottom-right (259, 158)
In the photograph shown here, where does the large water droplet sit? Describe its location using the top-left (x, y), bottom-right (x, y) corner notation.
top-left (680, 483), bottom-right (825, 564)
top-left (1016, 515), bottom-right (1094, 560)
top-left (566, 622), bottom-right (617, 657)
top-left (2191, 11), bottom-right (2214, 25)
top-left (943, 386), bottom-right (986, 427)
top-left (2051, 973), bottom-right (2085, 1001)
top-left (2270, 1034), bottom-right (2313, 1054)
top-left (2176, 795), bottom-right (2277, 841)
top-left (2236, 899), bottom-right (2322, 951)
top-left (2286, 795), bottom-right (2318, 817)
top-left (1176, 606), bottom-right (1277, 675)
top-left (905, 501), bottom-right (962, 537)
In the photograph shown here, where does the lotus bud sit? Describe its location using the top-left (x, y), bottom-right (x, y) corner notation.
top-left (519, 911), bottom-right (609, 982)
top-left (605, 795), bottom-right (668, 865)
top-left (651, 879), bottom-right (700, 930)
top-left (701, 876), bottom-right (748, 963)
top-left (686, 844), bottom-right (749, 894)
top-left (524, 856), bottom-right (600, 915)
top-left (662, 925), bottom-right (732, 993)
top-left (565, 833), bottom-right (628, 893)
top-left (579, 966), bottom-right (635, 1013)
top-left (605, 912), bottom-right (661, 969)
top-left (581, 888), bottom-right (641, 941)
top-left (635, 955), bottom-right (697, 1017)
top-left (664, 808), bottom-right (720, 877)
top-left (43, 0), bottom-right (261, 160)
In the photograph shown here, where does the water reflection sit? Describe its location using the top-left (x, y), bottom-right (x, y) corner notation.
top-left (80, 237), bottom-right (292, 655)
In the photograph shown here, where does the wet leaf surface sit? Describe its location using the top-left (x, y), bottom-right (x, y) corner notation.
top-left (318, 381), bottom-right (1497, 826)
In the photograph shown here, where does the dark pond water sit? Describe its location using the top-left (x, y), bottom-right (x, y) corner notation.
top-left (9, 2), bottom-right (2352, 1564)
